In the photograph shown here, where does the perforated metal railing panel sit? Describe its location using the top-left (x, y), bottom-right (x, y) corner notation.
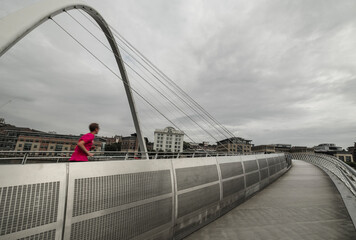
top-left (0, 182), bottom-right (60, 236)
top-left (0, 164), bottom-right (67, 240)
top-left (70, 198), bottom-right (172, 240)
top-left (246, 172), bottom-right (260, 187)
top-left (176, 165), bottom-right (218, 191)
top-left (243, 160), bottom-right (258, 173)
top-left (177, 184), bottom-right (220, 218)
top-left (219, 162), bottom-right (243, 179)
top-left (17, 229), bottom-right (56, 240)
top-left (72, 170), bottom-right (172, 217)
top-left (222, 176), bottom-right (245, 198)
top-left (174, 154), bottom-right (289, 240)
top-left (258, 158), bottom-right (268, 168)
top-left (63, 160), bottom-right (174, 240)
top-left (260, 168), bottom-right (269, 180)
top-left (0, 155), bottom-right (289, 240)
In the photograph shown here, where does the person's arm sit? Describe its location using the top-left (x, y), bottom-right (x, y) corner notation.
top-left (77, 140), bottom-right (94, 157)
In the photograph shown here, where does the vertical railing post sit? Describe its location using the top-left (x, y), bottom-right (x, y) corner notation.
top-left (21, 152), bottom-right (28, 165)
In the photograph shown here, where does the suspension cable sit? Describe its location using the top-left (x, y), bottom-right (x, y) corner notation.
top-left (67, 11), bottom-right (232, 149)
top-left (50, 17), bottom-right (216, 154)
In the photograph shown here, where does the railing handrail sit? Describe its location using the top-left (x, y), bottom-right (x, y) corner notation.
top-left (0, 150), bottom-right (274, 164)
top-left (290, 152), bottom-right (356, 196)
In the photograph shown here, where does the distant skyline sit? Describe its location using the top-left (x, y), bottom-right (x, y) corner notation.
top-left (1, 0), bottom-right (356, 149)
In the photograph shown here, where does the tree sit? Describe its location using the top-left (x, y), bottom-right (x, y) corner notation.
top-left (183, 141), bottom-right (190, 150)
top-left (346, 161), bottom-right (356, 170)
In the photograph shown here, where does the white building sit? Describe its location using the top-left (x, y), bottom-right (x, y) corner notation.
top-left (154, 127), bottom-right (184, 152)
top-left (314, 143), bottom-right (342, 153)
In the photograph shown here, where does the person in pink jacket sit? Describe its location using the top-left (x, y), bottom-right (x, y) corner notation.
top-left (69, 123), bottom-right (100, 162)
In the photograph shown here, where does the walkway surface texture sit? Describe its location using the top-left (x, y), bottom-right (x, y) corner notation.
top-left (186, 160), bottom-right (356, 240)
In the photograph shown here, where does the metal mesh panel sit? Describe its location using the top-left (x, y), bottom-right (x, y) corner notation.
top-left (0, 182), bottom-right (60, 236)
top-left (267, 158), bottom-right (276, 166)
top-left (283, 161), bottom-right (287, 168)
top-left (269, 165), bottom-right (276, 175)
top-left (72, 170), bottom-right (171, 217)
top-left (257, 158), bottom-right (268, 169)
top-left (243, 160), bottom-right (258, 173)
top-left (70, 197), bottom-right (172, 240)
top-left (222, 176), bottom-right (245, 198)
top-left (245, 172), bottom-right (260, 187)
top-left (219, 162), bottom-right (243, 179)
top-left (176, 165), bottom-right (218, 191)
top-left (18, 229), bottom-right (56, 240)
top-left (260, 168), bottom-right (269, 180)
top-left (178, 184), bottom-right (220, 218)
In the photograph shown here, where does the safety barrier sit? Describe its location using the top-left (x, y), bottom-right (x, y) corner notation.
top-left (0, 151), bottom-right (267, 163)
top-left (291, 153), bottom-right (356, 196)
top-left (0, 153), bottom-right (290, 240)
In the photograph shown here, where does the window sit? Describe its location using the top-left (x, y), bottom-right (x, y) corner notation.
top-left (24, 143), bottom-right (32, 151)
top-left (55, 145), bottom-right (62, 151)
top-left (18, 144), bottom-right (22, 147)
top-left (338, 156), bottom-right (344, 161)
top-left (346, 156), bottom-right (352, 162)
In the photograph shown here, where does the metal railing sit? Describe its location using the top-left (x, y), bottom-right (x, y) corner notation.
top-left (0, 150), bottom-right (266, 164)
top-left (0, 153), bottom-right (289, 239)
top-left (291, 153), bottom-right (356, 196)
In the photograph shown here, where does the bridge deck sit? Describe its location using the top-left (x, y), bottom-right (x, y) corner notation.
top-left (185, 160), bottom-right (356, 240)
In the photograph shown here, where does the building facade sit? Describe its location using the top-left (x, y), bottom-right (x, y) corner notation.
top-left (348, 143), bottom-right (356, 163)
top-left (154, 127), bottom-right (184, 152)
top-left (216, 137), bottom-right (252, 154)
top-left (252, 145), bottom-right (275, 154)
top-left (334, 152), bottom-right (354, 163)
top-left (121, 133), bottom-right (152, 152)
top-left (14, 132), bottom-right (103, 156)
top-left (314, 143), bottom-right (342, 153)
top-left (184, 142), bottom-right (217, 152)
top-left (121, 134), bottom-right (139, 152)
top-left (0, 120), bottom-right (40, 151)
top-left (273, 144), bottom-right (292, 153)
top-left (290, 146), bottom-right (315, 153)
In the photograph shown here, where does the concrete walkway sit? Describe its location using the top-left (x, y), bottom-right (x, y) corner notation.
top-left (185, 160), bottom-right (356, 240)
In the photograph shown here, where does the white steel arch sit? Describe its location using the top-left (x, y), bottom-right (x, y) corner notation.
top-left (0, 0), bottom-right (148, 157)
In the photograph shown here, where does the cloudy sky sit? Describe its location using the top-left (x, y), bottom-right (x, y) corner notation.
top-left (1, 0), bottom-right (356, 148)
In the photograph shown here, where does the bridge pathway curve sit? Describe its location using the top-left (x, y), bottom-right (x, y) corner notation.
top-left (185, 160), bottom-right (356, 240)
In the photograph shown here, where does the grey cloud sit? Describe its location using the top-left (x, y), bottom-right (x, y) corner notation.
top-left (1, 0), bottom-right (356, 148)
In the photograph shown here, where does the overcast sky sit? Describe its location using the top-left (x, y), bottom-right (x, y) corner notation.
top-left (1, 0), bottom-right (356, 148)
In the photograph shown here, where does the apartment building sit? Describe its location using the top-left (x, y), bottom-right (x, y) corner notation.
top-left (154, 127), bottom-right (184, 152)
top-left (216, 137), bottom-right (252, 154)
